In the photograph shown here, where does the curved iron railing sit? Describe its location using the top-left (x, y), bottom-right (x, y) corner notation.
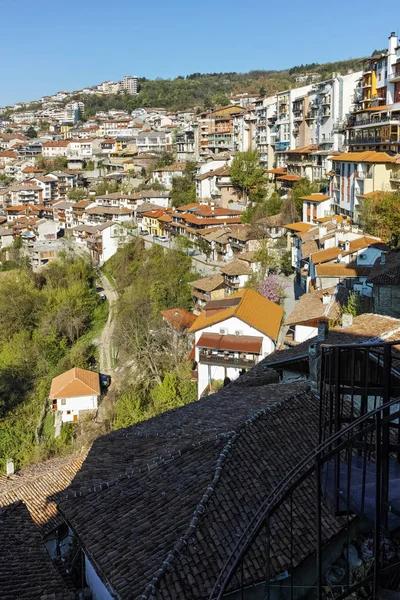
top-left (210, 340), bottom-right (400, 600)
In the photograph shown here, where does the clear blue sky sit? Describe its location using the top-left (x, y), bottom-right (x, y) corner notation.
top-left (0, 0), bottom-right (399, 106)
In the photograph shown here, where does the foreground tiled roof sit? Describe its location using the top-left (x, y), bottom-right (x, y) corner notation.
top-left (263, 313), bottom-right (400, 367)
top-left (0, 502), bottom-right (72, 599)
top-left (285, 285), bottom-right (349, 326)
top-left (367, 253), bottom-right (400, 285)
top-left (58, 379), bottom-right (346, 600)
top-left (0, 452), bottom-right (87, 534)
top-left (189, 288), bottom-right (283, 341)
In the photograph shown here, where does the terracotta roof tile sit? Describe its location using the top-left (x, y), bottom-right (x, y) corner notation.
top-left (160, 308), bottom-right (197, 332)
top-left (316, 264), bottom-right (373, 277)
top-left (196, 332), bottom-right (263, 353)
top-left (285, 285), bottom-right (349, 326)
top-left (0, 452), bottom-right (87, 534)
top-left (300, 194), bottom-right (330, 202)
top-left (220, 259), bottom-right (251, 276)
top-left (189, 288), bottom-right (283, 341)
top-left (188, 274), bottom-right (225, 293)
top-left (49, 367), bottom-right (100, 399)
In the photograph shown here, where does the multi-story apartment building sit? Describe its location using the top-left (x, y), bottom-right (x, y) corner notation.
top-left (329, 150), bottom-right (400, 222)
top-left (195, 106), bottom-right (242, 159)
top-left (120, 75), bottom-right (139, 95)
top-left (232, 108), bottom-right (257, 153)
top-left (97, 81), bottom-right (120, 94)
top-left (346, 32), bottom-right (400, 152)
top-left (254, 96), bottom-right (277, 167)
top-left (175, 127), bottom-right (197, 162)
top-left (98, 119), bottom-right (134, 137)
top-left (274, 72), bottom-right (362, 179)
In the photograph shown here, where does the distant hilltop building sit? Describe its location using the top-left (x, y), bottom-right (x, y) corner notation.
top-left (295, 72), bottom-right (321, 83)
top-left (120, 75), bottom-right (139, 95)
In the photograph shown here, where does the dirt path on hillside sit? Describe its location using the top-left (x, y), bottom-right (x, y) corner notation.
top-left (98, 271), bottom-right (118, 375)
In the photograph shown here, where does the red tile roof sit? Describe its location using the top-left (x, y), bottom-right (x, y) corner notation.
top-left (160, 308), bottom-right (197, 332)
top-left (196, 332), bottom-right (263, 353)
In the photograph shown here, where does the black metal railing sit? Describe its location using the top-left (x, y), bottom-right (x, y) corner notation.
top-left (210, 340), bottom-right (400, 600)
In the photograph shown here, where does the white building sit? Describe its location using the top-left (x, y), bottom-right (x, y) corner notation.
top-left (49, 367), bottom-right (101, 424)
top-left (189, 288), bottom-right (283, 398)
top-left (120, 75), bottom-right (139, 95)
top-left (85, 221), bottom-right (130, 265)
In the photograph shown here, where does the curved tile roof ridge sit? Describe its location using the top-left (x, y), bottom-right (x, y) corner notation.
top-left (140, 390), bottom-right (308, 599)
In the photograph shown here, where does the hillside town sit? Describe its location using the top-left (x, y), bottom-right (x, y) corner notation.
top-left (2, 27), bottom-right (400, 600)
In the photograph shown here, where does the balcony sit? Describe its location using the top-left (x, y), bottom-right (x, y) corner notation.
top-left (199, 351), bottom-right (257, 369)
top-left (388, 68), bottom-right (400, 83)
top-left (351, 114), bottom-right (400, 128)
top-left (349, 135), bottom-right (400, 145)
top-left (275, 141), bottom-right (290, 152)
top-left (390, 173), bottom-right (400, 184)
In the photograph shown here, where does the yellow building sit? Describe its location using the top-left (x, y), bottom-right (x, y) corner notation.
top-left (142, 209), bottom-right (166, 236)
top-left (61, 125), bottom-right (74, 139)
top-left (330, 151), bottom-right (400, 222)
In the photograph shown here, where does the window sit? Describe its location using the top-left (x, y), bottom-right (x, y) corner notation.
top-left (67, 410), bottom-right (71, 415)
top-left (61, 399), bottom-right (66, 406)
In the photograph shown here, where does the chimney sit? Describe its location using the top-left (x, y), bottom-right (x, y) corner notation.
top-left (322, 292), bottom-right (331, 305)
top-left (309, 342), bottom-right (322, 396)
top-left (6, 458), bottom-right (14, 476)
top-left (317, 321), bottom-right (328, 340)
top-left (342, 313), bottom-right (353, 329)
top-left (319, 225), bottom-right (327, 238)
top-left (344, 240), bottom-right (350, 252)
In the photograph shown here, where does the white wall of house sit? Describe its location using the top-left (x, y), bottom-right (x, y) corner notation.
top-left (85, 555), bottom-right (114, 600)
top-left (0, 233), bottom-right (14, 248)
top-left (194, 316), bottom-right (276, 398)
top-left (198, 159), bottom-right (228, 175)
top-left (37, 220), bottom-right (58, 241)
top-left (98, 224), bottom-right (128, 265)
top-left (302, 199), bottom-right (331, 223)
top-left (57, 394), bottom-right (98, 423)
top-left (294, 324), bottom-right (318, 343)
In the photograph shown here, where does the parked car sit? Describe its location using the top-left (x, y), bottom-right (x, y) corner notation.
top-left (98, 292), bottom-right (106, 301)
top-left (100, 374), bottom-right (111, 387)
top-left (157, 236), bottom-right (168, 243)
top-left (140, 230), bottom-right (149, 236)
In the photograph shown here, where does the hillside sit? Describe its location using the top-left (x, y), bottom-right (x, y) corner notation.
top-left (68, 56), bottom-right (367, 114)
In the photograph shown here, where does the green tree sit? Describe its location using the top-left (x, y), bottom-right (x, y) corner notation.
top-left (196, 238), bottom-right (212, 260)
top-left (359, 191), bottom-right (400, 244)
top-left (175, 235), bottom-right (193, 255)
top-left (52, 156), bottom-right (68, 171)
top-left (26, 126), bottom-right (38, 139)
top-left (342, 292), bottom-right (369, 317)
top-left (154, 152), bottom-right (174, 169)
top-left (170, 174), bottom-right (196, 207)
top-left (230, 150), bottom-right (265, 205)
top-left (291, 177), bottom-right (320, 216)
top-left (68, 188), bottom-right (87, 201)
top-left (266, 192), bottom-right (283, 216)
